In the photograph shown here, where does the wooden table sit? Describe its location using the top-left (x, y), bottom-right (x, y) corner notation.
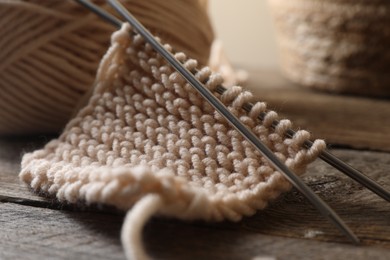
top-left (1, 71), bottom-right (390, 259)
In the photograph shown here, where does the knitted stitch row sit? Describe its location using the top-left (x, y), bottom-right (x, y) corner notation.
top-left (20, 24), bottom-right (326, 259)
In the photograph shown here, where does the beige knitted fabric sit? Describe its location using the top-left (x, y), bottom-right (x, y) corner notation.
top-left (20, 24), bottom-right (326, 259)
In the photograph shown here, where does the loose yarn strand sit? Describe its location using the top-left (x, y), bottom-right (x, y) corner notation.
top-left (121, 194), bottom-right (163, 260)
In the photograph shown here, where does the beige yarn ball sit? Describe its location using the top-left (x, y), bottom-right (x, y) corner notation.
top-left (0, 0), bottom-right (214, 135)
top-left (269, 0), bottom-right (390, 97)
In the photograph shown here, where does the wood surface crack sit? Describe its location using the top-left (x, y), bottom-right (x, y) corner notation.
top-left (0, 194), bottom-right (60, 209)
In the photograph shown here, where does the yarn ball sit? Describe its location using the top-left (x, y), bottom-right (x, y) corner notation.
top-left (0, 0), bottom-right (214, 135)
top-left (269, 0), bottom-right (390, 97)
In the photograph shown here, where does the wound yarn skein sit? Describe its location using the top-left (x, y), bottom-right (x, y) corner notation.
top-left (0, 0), bottom-right (214, 135)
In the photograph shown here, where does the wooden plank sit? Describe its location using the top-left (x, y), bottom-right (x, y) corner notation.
top-left (246, 69), bottom-right (390, 152)
top-left (0, 203), bottom-right (125, 260)
top-left (1, 203), bottom-right (390, 260)
top-left (1, 137), bottom-right (390, 250)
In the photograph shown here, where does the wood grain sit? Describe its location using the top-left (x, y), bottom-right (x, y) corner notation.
top-left (1, 203), bottom-right (390, 260)
top-left (1, 137), bottom-right (390, 259)
top-left (246, 69), bottom-right (390, 152)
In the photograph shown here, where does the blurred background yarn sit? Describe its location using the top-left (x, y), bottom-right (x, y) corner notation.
top-left (269, 0), bottom-right (390, 97)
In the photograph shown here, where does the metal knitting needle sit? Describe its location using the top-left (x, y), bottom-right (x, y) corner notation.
top-left (76, 0), bottom-right (359, 243)
top-left (75, 0), bottom-right (122, 27)
top-left (80, 0), bottom-right (359, 244)
top-left (74, 0), bottom-right (390, 204)
top-left (78, 0), bottom-right (390, 242)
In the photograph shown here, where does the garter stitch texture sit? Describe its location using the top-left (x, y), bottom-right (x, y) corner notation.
top-left (20, 24), bottom-right (326, 260)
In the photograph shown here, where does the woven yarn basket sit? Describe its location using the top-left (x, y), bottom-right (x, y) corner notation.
top-left (268, 0), bottom-right (390, 97)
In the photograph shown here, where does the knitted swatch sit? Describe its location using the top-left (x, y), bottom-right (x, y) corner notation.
top-left (20, 24), bottom-right (326, 260)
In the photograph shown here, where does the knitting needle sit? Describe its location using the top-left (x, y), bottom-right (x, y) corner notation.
top-left (78, 1), bottom-right (389, 243)
top-left (76, 0), bottom-right (390, 201)
top-left (75, 0), bottom-right (359, 244)
top-left (75, 0), bottom-right (122, 27)
top-left (74, 0), bottom-right (390, 204)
